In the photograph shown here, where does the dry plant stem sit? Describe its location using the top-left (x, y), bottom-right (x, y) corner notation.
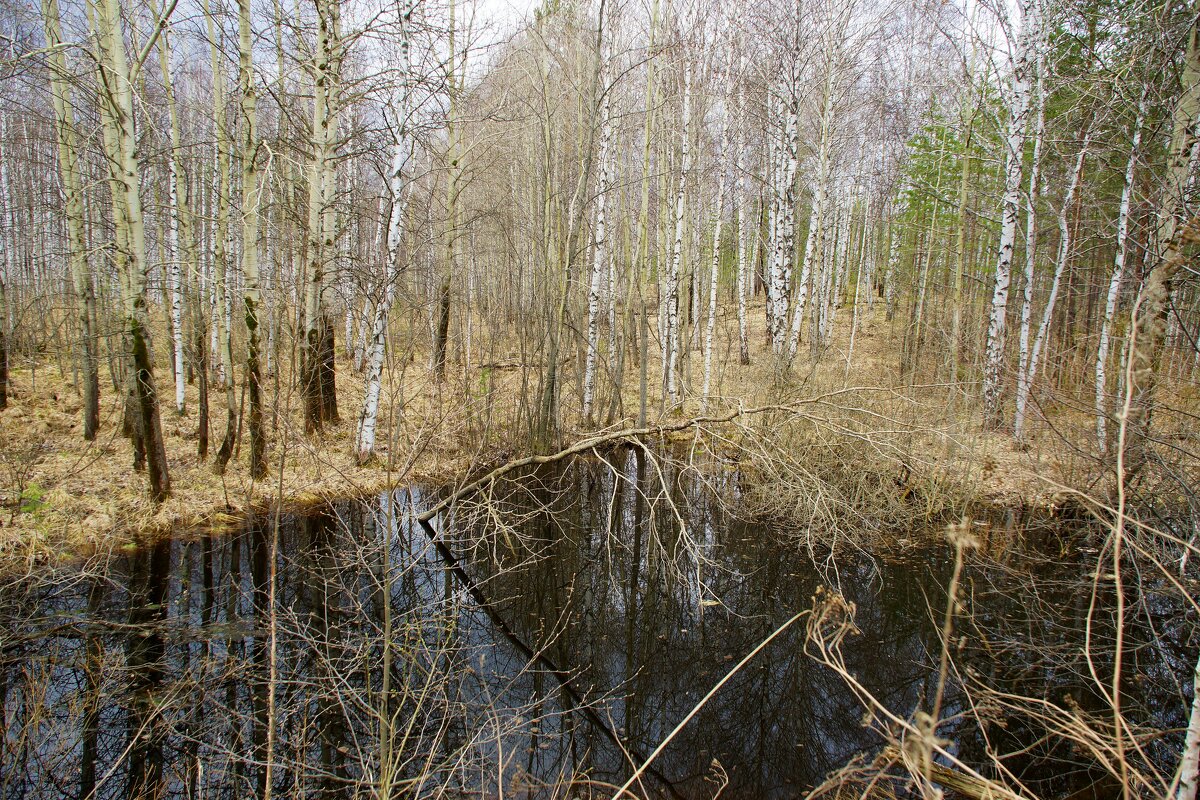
top-left (1109, 287), bottom-right (1142, 800)
top-left (931, 530), bottom-right (968, 728)
top-left (263, 410), bottom-right (286, 800)
top-left (609, 610), bottom-right (809, 800)
top-left (806, 601), bottom-right (1031, 800)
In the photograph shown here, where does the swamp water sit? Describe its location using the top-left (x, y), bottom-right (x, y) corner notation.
top-left (1, 447), bottom-right (1193, 798)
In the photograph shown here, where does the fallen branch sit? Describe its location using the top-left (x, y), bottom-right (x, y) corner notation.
top-left (416, 390), bottom-right (909, 524)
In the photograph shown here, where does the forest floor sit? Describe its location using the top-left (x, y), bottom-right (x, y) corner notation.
top-left (1, 297), bottom-right (1189, 570)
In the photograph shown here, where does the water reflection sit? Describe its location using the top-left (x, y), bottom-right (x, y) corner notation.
top-left (0, 447), bottom-right (1189, 798)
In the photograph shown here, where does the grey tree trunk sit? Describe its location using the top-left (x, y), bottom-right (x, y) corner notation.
top-left (91, 0), bottom-right (171, 499)
top-left (43, 0), bottom-right (101, 439)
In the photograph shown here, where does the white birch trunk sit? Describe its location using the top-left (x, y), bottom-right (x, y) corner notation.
top-left (765, 114), bottom-right (779, 332)
top-left (204, 0), bottom-right (236, 445)
top-left (884, 194), bottom-right (904, 321)
top-left (768, 96), bottom-right (799, 353)
top-left (154, 20), bottom-right (191, 417)
top-left (788, 61), bottom-right (835, 357)
top-left (607, 226), bottom-right (618, 360)
top-left (91, 0), bottom-right (171, 497)
top-left (1015, 36), bottom-right (1046, 438)
top-left (845, 230), bottom-right (864, 380)
top-left (1179, 646), bottom-right (1200, 800)
top-left (702, 61), bottom-right (732, 407)
top-left (824, 205), bottom-right (850, 343)
top-left (1014, 134), bottom-right (1088, 441)
top-left (167, 145), bottom-right (185, 414)
top-left (666, 66), bottom-right (692, 402)
top-left (354, 296), bottom-right (372, 372)
top-left (982, 0), bottom-right (1039, 426)
top-left (356, 0), bottom-right (414, 463)
top-left (789, 194), bottom-right (820, 355)
top-left (43, 0), bottom-right (101, 436)
top-left (237, 0), bottom-right (266, 476)
top-left (582, 51), bottom-right (613, 422)
top-left (735, 54), bottom-right (750, 366)
top-left (1096, 91), bottom-right (1146, 452)
top-left (302, 0), bottom-right (339, 428)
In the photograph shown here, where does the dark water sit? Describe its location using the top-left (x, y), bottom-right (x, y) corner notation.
top-left (0, 447), bottom-right (1193, 798)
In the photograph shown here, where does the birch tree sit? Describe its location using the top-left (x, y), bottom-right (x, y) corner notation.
top-left (766, 92), bottom-right (798, 353)
top-left (1013, 132), bottom-right (1089, 441)
top-left (141, 0), bottom-right (192, 420)
top-left (1096, 89), bottom-right (1146, 452)
top-left (788, 4), bottom-right (848, 358)
top-left (1125, 14), bottom-right (1200, 477)
top-left (356, 0), bottom-right (416, 464)
top-left (302, 0), bottom-right (343, 432)
top-left (238, 0), bottom-right (266, 478)
top-left (1012, 22), bottom-right (1048, 438)
top-left (982, 0), bottom-right (1040, 427)
top-left (0, 130), bottom-right (7, 412)
top-left (702, 54), bottom-right (732, 407)
top-left (665, 64), bottom-right (692, 402)
top-left (203, 0), bottom-right (239, 470)
top-left (582, 0), bottom-right (614, 423)
top-left (42, 0), bottom-right (101, 439)
top-left (734, 51), bottom-right (750, 366)
top-left (90, 0), bottom-right (172, 499)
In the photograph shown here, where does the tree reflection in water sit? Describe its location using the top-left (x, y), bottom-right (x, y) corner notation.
top-left (0, 446), bottom-right (1189, 798)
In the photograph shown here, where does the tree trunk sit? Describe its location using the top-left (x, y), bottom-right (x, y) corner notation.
top-left (949, 101), bottom-right (976, 383)
top-left (703, 62), bottom-right (732, 407)
top-left (666, 66), bottom-right (693, 403)
top-left (982, 0), bottom-right (1039, 428)
top-left (1014, 43), bottom-right (1047, 438)
top-left (92, 0), bottom-right (171, 500)
top-left (0, 277), bottom-right (6, 410)
top-left (43, 0), bottom-right (101, 438)
top-left (582, 33), bottom-right (614, 423)
top-left (1125, 16), bottom-right (1200, 478)
top-left (196, 327), bottom-right (209, 460)
top-left (788, 63), bottom-right (835, 358)
top-left (1014, 134), bottom-right (1088, 441)
top-left (238, 0), bottom-right (266, 478)
top-left (735, 54), bottom-right (750, 366)
top-left (302, 0), bottom-right (341, 432)
top-left (153, 6), bottom-right (190, 418)
top-left (767, 95), bottom-right (798, 353)
top-left (205, 0), bottom-right (238, 471)
top-left (1177, 645), bottom-right (1200, 800)
top-left (356, 0), bottom-right (415, 464)
top-left (1096, 90), bottom-right (1146, 453)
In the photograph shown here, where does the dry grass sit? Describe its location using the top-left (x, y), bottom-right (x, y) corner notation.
top-left (1, 295), bottom-right (1194, 570)
top-left (0, 353), bottom-right (501, 569)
